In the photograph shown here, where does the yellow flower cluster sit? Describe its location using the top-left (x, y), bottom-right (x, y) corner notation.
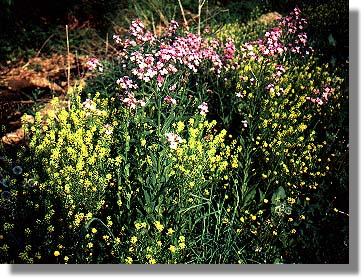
top-left (24, 91), bottom-right (115, 228)
top-left (169, 118), bottom-right (240, 191)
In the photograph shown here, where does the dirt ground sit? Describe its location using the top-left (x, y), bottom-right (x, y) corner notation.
top-left (0, 53), bottom-right (89, 145)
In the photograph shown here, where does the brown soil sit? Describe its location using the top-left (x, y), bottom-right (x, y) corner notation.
top-left (0, 53), bottom-right (89, 146)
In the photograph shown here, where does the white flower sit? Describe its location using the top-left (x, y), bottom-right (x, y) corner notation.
top-left (82, 99), bottom-right (97, 111)
top-left (198, 102), bottom-right (209, 115)
top-left (165, 132), bottom-right (183, 149)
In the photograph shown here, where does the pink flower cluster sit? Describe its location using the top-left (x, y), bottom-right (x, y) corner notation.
top-left (241, 7), bottom-right (311, 59)
top-left (306, 86), bottom-right (335, 105)
top-left (113, 19), bottom-right (156, 49)
top-left (280, 8), bottom-right (307, 35)
top-left (280, 7), bottom-right (311, 55)
top-left (274, 65), bottom-right (286, 78)
top-left (122, 92), bottom-right (146, 110)
top-left (117, 76), bottom-right (139, 90)
top-left (129, 19), bottom-right (156, 44)
top-left (165, 132), bottom-right (183, 149)
top-left (165, 20), bottom-right (179, 37)
top-left (128, 51), bottom-right (161, 82)
top-left (258, 27), bottom-right (285, 57)
top-left (224, 39), bottom-right (236, 60)
top-left (154, 33), bottom-right (223, 75)
top-left (86, 58), bottom-right (103, 72)
top-left (266, 83), bottom-right (284, 96)
top-left (116, 75), bottom-right (145, 110)
top-left (112, 19), bottom-right (227, 88)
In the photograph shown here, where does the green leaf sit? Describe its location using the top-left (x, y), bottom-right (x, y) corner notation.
top-left (272, 186), bottom-right (286, 205)
top-left (243, 188), bottom-right (256, 206)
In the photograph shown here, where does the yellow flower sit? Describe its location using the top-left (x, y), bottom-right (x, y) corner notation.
top-left (87, 242), bottom-right (93, 249)
top-left (64, 256), bottom-right (69, 262)
top-left (115, 156), bottom-right (122, 164)
top-left (54, 251), bottom-right (60, 257)
top-left (149, 258), bottom-right (157, 264)
top-left (125, 257), bottom-right (133, 264)
top-left (231, 159), bottom-right (238, 168)
top-left (154, 221), bottom-right (164, 232)
top-left (135, 222), bottom-right (147, 230)
top-left (251, 215), bottom-right (257, 221)
top-left (91, 228), bottom-right (97, 234)
top-left (179, 242), bottom-right (186, 250)
top-left (167, 228), bottom-right (175, 236)
top-left (168, 245), bottom-right (176, 253)
top-left (176, 121), bottom-right (185, 133)
top-left (130, 236), bottom-right (138, 244)
top-left (263, 199), bottom-right (269, 203)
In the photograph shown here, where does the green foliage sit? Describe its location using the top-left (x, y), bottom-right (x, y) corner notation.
top-left (0, 5), bottom-right (348, 264)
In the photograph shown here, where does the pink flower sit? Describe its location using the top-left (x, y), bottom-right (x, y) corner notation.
top-left (198, 102), bottom-right (209, 115)
top-left (128, 19), bottom-right (156, 44)
top-left (122, 93), bottom-right (138, 109)
top-left (86, 58), bottom-right (103, 72)
top-left (121, 93), bottom-right (145, 110)
top-left (164, 95), bottom-right (177, 105)
top-left (266, 83), bottom-right (274, 91)
top-left (157, 74), bottom-right (164, 87)
top-left (224, 39), bottom-right (235, 60)
top-left (166, 20), bottom-right (179, 36)
top-left (169, 84), bottom-right (177, 91)
top-left (307, 86), bottom-right (334, 105)
top-left (113, 35), bottom-right (122, 45)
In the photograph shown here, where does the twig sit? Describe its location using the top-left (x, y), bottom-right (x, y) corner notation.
top-left (35, 34), bottom-right (55, 58)
top-left (151, 14), bottom-right (156, 36)
top-left (178, 0), bottom-right (188, 27)
top-left (66, 25), bottom-right (71, 92)
top-left (75, 50), bottom-right (80, 78)
top-left (197, 0), bottom-right (206, 36)
top-left (105, 33), bottom-right (109, 56)
top-left (22, 34), bottom-right (55, 69)
top-left (66, 25), bottom-right (71, 110)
